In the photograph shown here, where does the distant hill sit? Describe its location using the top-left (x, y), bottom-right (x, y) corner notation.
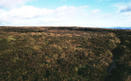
top-left (106, 27), bottom-right (131, 29)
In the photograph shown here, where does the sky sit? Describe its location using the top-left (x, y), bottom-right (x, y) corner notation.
top-left (0, 0), bottom-right (131, 27)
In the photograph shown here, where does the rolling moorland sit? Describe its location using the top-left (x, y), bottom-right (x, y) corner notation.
top-left (0, 26), bottom-right (131, 81)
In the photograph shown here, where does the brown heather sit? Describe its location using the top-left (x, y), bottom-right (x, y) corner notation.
top-left (0, 27), bottom-right (131, 81)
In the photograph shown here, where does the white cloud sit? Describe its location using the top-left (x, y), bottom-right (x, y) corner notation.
top-left (0, 0), bottom-right (32, 8)
top-left (92, 9), bottom-right (101, 13)
top-left (8, 6), bottom-right (54, 18)
top-left (0, 5), bottom-right (89, 26)
top-left (0, 5), bottom-right (131, 27)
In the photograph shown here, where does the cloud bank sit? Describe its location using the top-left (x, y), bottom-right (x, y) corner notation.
top-left (0, 0), bottom-right (131, 27)
top-left (120, 6), bottom-right (131, 12)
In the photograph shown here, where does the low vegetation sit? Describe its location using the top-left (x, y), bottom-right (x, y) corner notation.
top-left (0, 27), bottom-right (130, 81)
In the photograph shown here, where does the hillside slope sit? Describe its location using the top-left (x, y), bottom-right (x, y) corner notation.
top-left (0, 27), bottom-right (131, 81)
